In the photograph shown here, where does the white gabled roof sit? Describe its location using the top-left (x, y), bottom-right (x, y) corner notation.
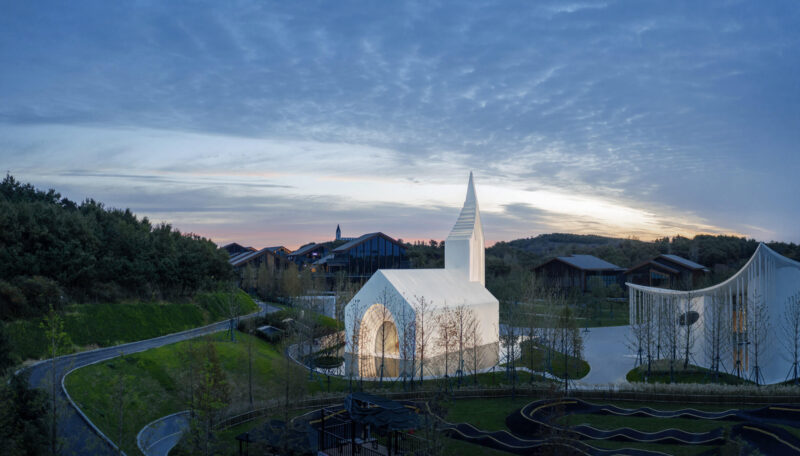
top-left (446, 171), bottom-right (483, 242)
top-left (377, 268), bottom-right (498, 308)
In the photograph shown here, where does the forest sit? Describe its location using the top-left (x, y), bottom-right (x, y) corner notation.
top-left (0, 175), bottom-right (232, 320)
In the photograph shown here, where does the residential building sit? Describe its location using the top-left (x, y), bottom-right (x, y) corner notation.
top-left (625, 254), bottom-right (709, 289)
top-left (533, 254), bottom-right (625, 293)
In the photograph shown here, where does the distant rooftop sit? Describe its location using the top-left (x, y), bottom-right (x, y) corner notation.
top-left (556, 254), bottom-right (623, 271)
top-left (332, 232), bottom-right (398, 253)
top-left (291, 243), bottom-right (324, 257)
top-left (659, 254), bottom-right (708, 271)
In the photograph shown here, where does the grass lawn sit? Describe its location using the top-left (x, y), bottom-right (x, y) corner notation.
top-left (5, 289), bottom-right (258, 362)
top-left (445, 396), bottom-right (526, 430)
top-left (65, 330), bottom-right (322, 455)
top-left (509, 340), bottom-right (590, 379)
top-left (500, 300), bottom-right (629, 328)
top-left (626, 360), bottom-right (754, 385)
top-left (65, 332), bottom-right (560, 455)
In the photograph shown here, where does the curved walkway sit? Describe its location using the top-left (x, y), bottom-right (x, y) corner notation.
top-left (24, 301), bottom-right (276, 456)
top-left (137, 411), bottom-right (191, 456)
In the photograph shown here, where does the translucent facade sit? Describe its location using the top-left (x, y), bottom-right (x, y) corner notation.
top-left (628, 243), bottom-right (800, 384)
top-left (343, 173), bottom-right (500, 379)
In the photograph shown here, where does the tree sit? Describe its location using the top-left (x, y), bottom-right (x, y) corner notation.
top-left (375, 287), bottom-right (397, 385)
top-left (256, 261), bottom-right (273, 300)
top-left (749, 292), bottom-right (770, 386)
top-left (662, 295), bottom-right (680, 383)
top-left (0, 323), bottom-right (14, 376)
top-left (435, 303), bottom-right (457, 387)
top-left (704, 291), bottom-right (730, 383)
top-left (226, 285), bottom-right (241, 343)
top-left (187, 338), bottom-right (231, 456)
top-left (0, 372), bottom-right (50, 456)
top-left (499, 301), bottom-right (522, 394)
top-left (280, 263), bottom-right (302, 299)
top-left (452, 302), bottom-right (478, 388)
top-left (111, 352), bottom-right (138, 456)
top-left (396, 295), bottom-right (417, 390)
top-left (467, 313), bottom-right (484, 386)
top-left (782, 292), bottom-right (800, 384)
top-left (344, 298), bottom-right (364, 391)
top-left (556, 305), bottom-right (581, 394)
top-left (679, 280), bottom-right (698, 369)
top-left (520, 278), bottom-right (542, 383)
top-left (40, 305), bottom-right (72, 456)
top-left (245, 321), bottom-right (255, 406)
top-left (413, 295), bottom-right (433, 386)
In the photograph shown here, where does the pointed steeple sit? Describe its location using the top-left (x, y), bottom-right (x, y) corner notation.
top-left (336, 224), bottom-right (341, 241)
top-left (445, 172), bottom-right (486, 285)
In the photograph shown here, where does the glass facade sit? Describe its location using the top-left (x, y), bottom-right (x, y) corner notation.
top-left (343, 235), bottom-right (408, 278)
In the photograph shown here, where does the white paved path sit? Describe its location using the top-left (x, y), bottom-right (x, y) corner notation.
top-left (579, 325), bottom-right (635, 385)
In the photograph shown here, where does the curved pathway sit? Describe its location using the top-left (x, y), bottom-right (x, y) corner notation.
top-left (24, 301), bottom-right (277, 456)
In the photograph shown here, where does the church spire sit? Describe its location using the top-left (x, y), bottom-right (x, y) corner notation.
top-left (445, 172), bottom-right (486, 285)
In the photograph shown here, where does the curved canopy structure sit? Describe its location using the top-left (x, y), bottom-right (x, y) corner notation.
top-left (628, 243), bottom-right (800, 384)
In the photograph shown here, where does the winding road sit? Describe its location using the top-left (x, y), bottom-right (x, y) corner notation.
top-left (24, 301), bottom-right (278, 456)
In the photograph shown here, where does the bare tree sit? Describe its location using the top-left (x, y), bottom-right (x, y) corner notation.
top-left (344, 298), bottom-right (363, 391)
top-left (782, 292), bottom-right (800, 384)
top-left (40, 305), bottom-right (72, 456)
top-left (680, 280), bottom-right (697, 369)
top-left (520, 278), bottom-right (543, 383)
top-left (413, 295), bottom-right (433, 385)
top-left (704, 291), bottom-right (730, 383)
top-left (467, 314), bottom-right (484, 386)
top-left (397, 295), bottom-right (417, 390)
top-left (662, 295), bottom-right (681, 383)
top-left (499, 301), bottom-right (522, 393)
top-left (451, 302), bottom-right (478, 387)
top-left (375, 287), bottom-right (397, 385)
top-left (627, 296), bottom-right (647, 369)
top-left (556, 305), bottom-right (581, 394)
top-left (435, 302), bottom-right (457, 384)
top-left (749, 292), bottom-right (770, 386)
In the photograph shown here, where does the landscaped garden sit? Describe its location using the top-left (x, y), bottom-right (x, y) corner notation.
top-left (64, 327), bottom-right (560, 455)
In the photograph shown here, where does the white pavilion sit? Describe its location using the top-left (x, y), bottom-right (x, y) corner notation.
top-left (628, 243), bottom-right (800, 384)
top-left (343, 173), bottom-right (500, 379)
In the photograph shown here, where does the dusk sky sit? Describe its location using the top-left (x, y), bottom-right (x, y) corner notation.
top-left (2, 1), bottom-right (799, 249)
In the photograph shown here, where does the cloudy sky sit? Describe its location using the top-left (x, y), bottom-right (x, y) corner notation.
top-left (1, 1), bottom-right (798, 248)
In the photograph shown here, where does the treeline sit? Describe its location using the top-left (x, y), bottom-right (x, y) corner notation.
top-left (403, 233), bottom-right (800, 302)
top-left (0, 175), bottom-right (232, 320)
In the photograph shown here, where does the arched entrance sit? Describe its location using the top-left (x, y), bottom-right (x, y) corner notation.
top-left (357, 303), bottom-right (402, 378)
top-left (374, 321), bottom-right (399, 356)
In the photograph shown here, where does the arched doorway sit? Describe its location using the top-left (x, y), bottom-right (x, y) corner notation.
top-left (374, 320), bottom-right (399, 356)
top-left (357, 303), bottom-right (402, 378)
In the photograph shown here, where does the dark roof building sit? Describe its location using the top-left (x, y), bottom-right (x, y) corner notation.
top-left (287, 243), bottom-right (328, 267)
top-left (222, 242), bottom-right (255, 256)
top-left (266, 246), bottom-right (292, 257)
top-left (533, 254), bottom-right (625, 292)
top-left (314, 232), bottom-right (409, 281)
top-left (625, 254), bottom-right (709, 289)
